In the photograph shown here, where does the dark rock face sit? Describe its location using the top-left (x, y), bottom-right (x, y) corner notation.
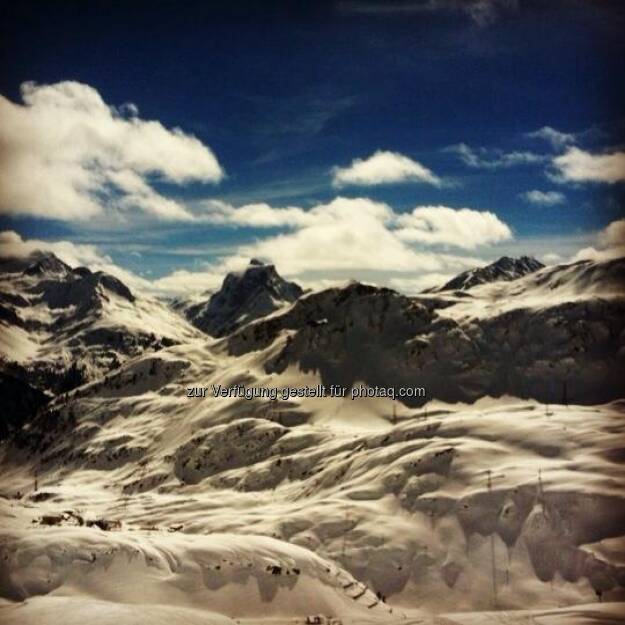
top-left (187, 260), bottom-right (303, 337)
top-left (439, 256), bottom-right (544, 291)
top-left (23, 253), bottom-right (72, 278)
top-left (33, 271), bottom-right (135, 310)
top-left (0, 372), bottom-right (49, 440)
top-left (2, 252), bottom-right (135, 307)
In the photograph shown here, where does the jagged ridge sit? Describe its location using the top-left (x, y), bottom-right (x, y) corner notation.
top-left (437, 255), bottom-right (544, 292)
top-left (0, 251), bottom-right (200, 400)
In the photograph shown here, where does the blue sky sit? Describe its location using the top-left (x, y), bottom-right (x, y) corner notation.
top-left (0, 1), bottom-right (624, 294)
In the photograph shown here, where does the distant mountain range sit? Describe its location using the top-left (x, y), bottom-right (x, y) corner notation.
top-left (1, 251), bottom-right (623, 424)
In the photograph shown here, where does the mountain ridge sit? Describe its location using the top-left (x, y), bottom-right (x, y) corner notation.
top-left (434, 255), bottom-right (544, 292)
top-left (0, 251), bottom-right (201, 403)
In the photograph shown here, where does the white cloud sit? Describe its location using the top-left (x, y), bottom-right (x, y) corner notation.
top-left (541, 252), bottom-right (562, 265)
top-left (332, 150), bottom-right (441, 187)
top-left (571, 219), bottom-right (625, 263)
top-left (527, 126), bottom-right (576, 150)
top-left (447, 143), bottom-right (545, 169)
top-left (389, 273), bottom-right (456, 294)
top-left (0, 229), bottom-right (111, 267)
top-left (0, 229), bottom-right (155, 292)
top-left (599, 219), bottom-right (625, 248)
top-left (395, 205), bottom-right (512, 249)
top-left (239, 198), bottom-right (499, 274)
top-left (150, 269), bottom-right (225, 296)
top-left (0, 81), bottom-right (224, 222)
top-left (519, 190), bottom-right (566, 206)
top-left (200, 200), bottom-right (312, 228)
top-left (552, 147), bottom-right (625, 184)
top-left (200, 199), bottom-right (509, 277)
top-left (200, 199), bottom-right (513, 253)
top-left (108, 169), bottom-right (197, 221)
top-left (1, 197), bottom-right (516, 297)
top-left (238, 197), bottom-right (432, 274)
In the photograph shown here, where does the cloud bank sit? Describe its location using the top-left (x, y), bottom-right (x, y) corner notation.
top-left (0, 230), bottom-right (154, 292)
top-left (0, 197), bottom-right (515, 295)
top-left (0, 81), bottom-right (224, 222)
top-left (571, 219), bottom-right (625, 263)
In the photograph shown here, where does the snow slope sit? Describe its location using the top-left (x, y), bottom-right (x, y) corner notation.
top-left (0, 252), bottom-right (202, 397)
top-left (0, 255), bottom-right (624, 623)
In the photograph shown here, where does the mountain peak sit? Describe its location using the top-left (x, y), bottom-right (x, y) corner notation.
top-left (185, 261), bottom-right (303, 337)
top-left (23, 252), bottom-right (72, 278)
top-left (438, 255), bottom-right (544, 291)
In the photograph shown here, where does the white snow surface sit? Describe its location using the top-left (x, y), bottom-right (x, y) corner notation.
top-left (1, 255), bottom-right (625, 624)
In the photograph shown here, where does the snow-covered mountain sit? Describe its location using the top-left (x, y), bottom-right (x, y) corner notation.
top-left (0, 251), bottom-right (202, 399)
top-left (436, 256), bottom-right (544, 292)
top-left (226, 257), bottom-right (625, 406)
top-left (1, 255), bottom-right (624, 624)
top-left (184, 258), bottom-right (303, 337)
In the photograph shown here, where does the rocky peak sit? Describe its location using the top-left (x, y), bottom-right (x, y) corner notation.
top-left (438, 255), bottom-right (544, 291)
top-left (186, 259), bottom-right (303, 337)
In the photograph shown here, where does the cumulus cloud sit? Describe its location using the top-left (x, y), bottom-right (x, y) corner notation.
top-left (527, 126), bottom-right (576, 150)
top-left (395, 205), bottom-right (512, 249)
top-left (200, 200), bottom-right (312, 228)
top-left (199, 197), bottom-right (510, 272)
top-left (519, 190), bottom-right (566, 206)
top-left (332, 150), bottom-right (442, 187)
top-left (446, 143), bottom-right (545, 169)
top-left (201, 199), bottom-right (510, 278)
top-left (239, 197), bottom-right (426, 274)
top-left (552, 147), bottom-right (625, 184)
top-left (599, 219), bottom-right (625, 249)
top-left (150, 268), bottom-right (227, 296)
top-left (571, 219), bottom-right (625, 263)
top-left (0, 81), bottom-right (224, 221)
top-left (234, 199), bottom-right (501, 280)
